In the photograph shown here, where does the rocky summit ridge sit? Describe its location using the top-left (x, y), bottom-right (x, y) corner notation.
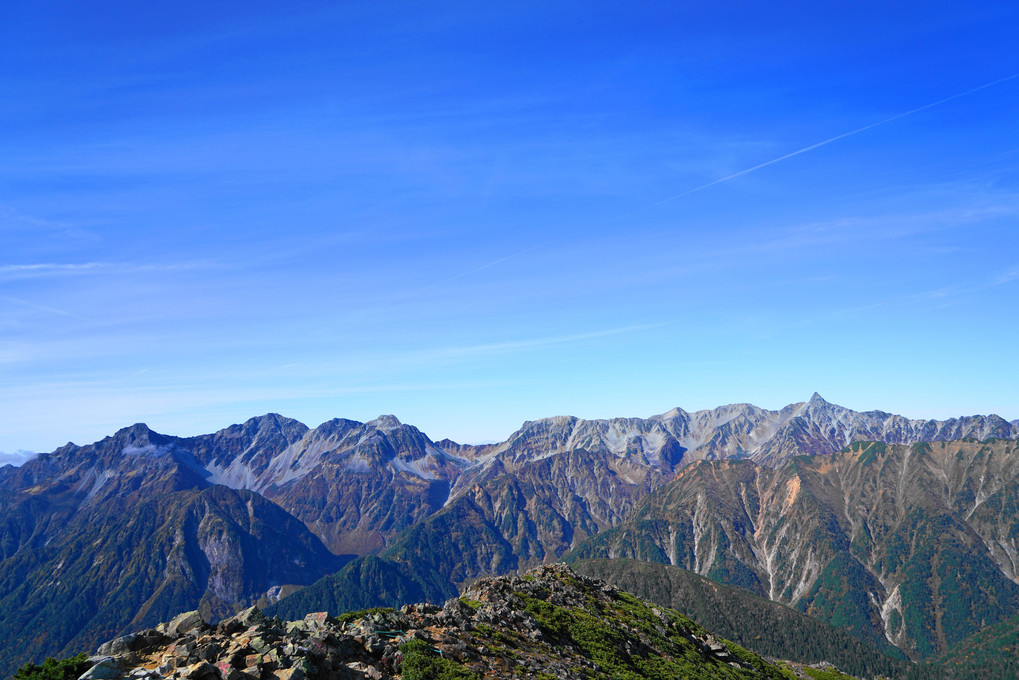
top-left (73, 564), bottom-right (845, 680)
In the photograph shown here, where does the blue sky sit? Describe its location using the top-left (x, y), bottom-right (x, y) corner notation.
top-left (2, 1), bottom-right (1019, 455)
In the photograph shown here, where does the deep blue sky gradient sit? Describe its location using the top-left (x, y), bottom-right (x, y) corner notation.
top-left (2, 2), bottom-right (1018, 454)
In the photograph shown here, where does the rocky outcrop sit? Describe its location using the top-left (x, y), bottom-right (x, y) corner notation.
top-left (75, 564), bottom-right (823, 680)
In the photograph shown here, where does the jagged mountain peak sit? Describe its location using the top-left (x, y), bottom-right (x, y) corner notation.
top-left (799, 392), bottom-right (851, 416)
top-left (204, 413), bottom-right (310, 456)
top-left (496, 414), bottom-right (681, 471)
top-left (16, 398), bottom-right (1018, 501)
top-left (111, 421), bottom-right (158, 444)
top-left (308, 417), bottom-right (363, 438)
top-left (366, 413), bottom-right (402, 429)
top-left (54, 422), bottom-right (181, 467)
top-left (654, 405), bottom-right (690, 421)
top-left (239, 412), bottom-right (309, 434)
top-left (513, 414), bottom-right (580, 431)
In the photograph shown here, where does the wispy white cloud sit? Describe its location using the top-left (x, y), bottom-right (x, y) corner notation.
top-left (413, 243), bottom-right (549, 294)
top-left (400, 72), bottom-right (1019, 294)
top-left (0, 262), bottom-right (104, 274)
top-left (575, 196), bottom-right (1019, 296)
top-left (912, 264), bottom-right (1019, 302)
top-left (995, 266), bottom-right (1019, 284)
top-left (0, 295), bottom-right (81, 318)
top-left (0, 450), bottom-right (36, 466)
top-left (0, 260), bottom-right (216, 281)
top-left (734, 259), bottom-right (1017, 340)
top-left (240, 325), bottom-right (672, 380)
top-left (414, 323), bottom-right (668, 360)
top-left (0, 206), bottom-right (74, 231)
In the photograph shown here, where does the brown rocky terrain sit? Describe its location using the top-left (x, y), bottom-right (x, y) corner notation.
top-left (70, 565), bottom-right (841, 680)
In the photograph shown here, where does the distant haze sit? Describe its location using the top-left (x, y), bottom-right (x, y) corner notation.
top-left (0, 451), bottom-right (35, 467)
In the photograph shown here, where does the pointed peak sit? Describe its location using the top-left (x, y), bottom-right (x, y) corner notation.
top-left (655, 406), bottom-right (688, 420)
top-left (113, 422), bottom-right (155, 441)
top-left (247, 412), bottom-right (307, 431)
top-left (106, 423), bottom-right (178, 454)
top-left (808, 392), bottom-right (828, 405)
top-left (248, 412), bottom-right (285, 424)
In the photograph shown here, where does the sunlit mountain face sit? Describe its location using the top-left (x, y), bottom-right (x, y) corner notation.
top-left (2, 397), bottom-right (1016, 674)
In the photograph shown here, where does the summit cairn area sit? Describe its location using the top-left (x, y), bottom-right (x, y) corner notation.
top-left (76, 564), bottom-right (825, 680)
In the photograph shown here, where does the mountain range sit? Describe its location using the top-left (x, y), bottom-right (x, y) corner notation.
top-left (2, 394), bottom-right (1018, 676)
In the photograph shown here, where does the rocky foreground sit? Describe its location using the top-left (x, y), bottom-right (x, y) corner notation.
top-left (72, 564), bottom-right (861, 680)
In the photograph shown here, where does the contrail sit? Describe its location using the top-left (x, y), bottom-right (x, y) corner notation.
top-left (420, 73), bottom-right (1019, 290)
top-left (614, 72), bottom-right (1019, 219)
top-left (0, 295), bottom-right (84, 319)
top-left (414, 243), bottom-right (548, 294)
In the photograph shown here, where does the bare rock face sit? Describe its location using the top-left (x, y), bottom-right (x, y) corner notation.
top-left (189, 414), bottom-right (475, 556)
top-left (80, 564), bottom-right (812, 680)
top-left (492, 393), bottom-right (1019, 471)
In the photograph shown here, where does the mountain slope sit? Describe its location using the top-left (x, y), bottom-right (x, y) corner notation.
top-left (387, 447), bottom-right (668, 578)
top-left (8, 396), bottom-right (1011, 563)
top-left (186, 414), bottom-right (476, 555)
top-left (265, 554), bottom-right (457, 621)
top-left (0, 424), bottom-right (346, 678)
top-left (565, 439), bottom-right (1019, 659)
top-left (908, 609), bottom-right (1019, 679)
top-left (0, 484), bottom-right (344, 677)
top-left (570, 558), bottom-right (910, 678)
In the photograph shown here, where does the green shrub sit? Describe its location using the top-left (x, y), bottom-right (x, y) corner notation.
top-left (335, 607), bottom-right (397, 625)
top-left (14, 654), bottom-right (91, 680)
top-left (803, 667), bottom-right (856, 680)
top-left (398, 639), bottom-right (478, 680)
